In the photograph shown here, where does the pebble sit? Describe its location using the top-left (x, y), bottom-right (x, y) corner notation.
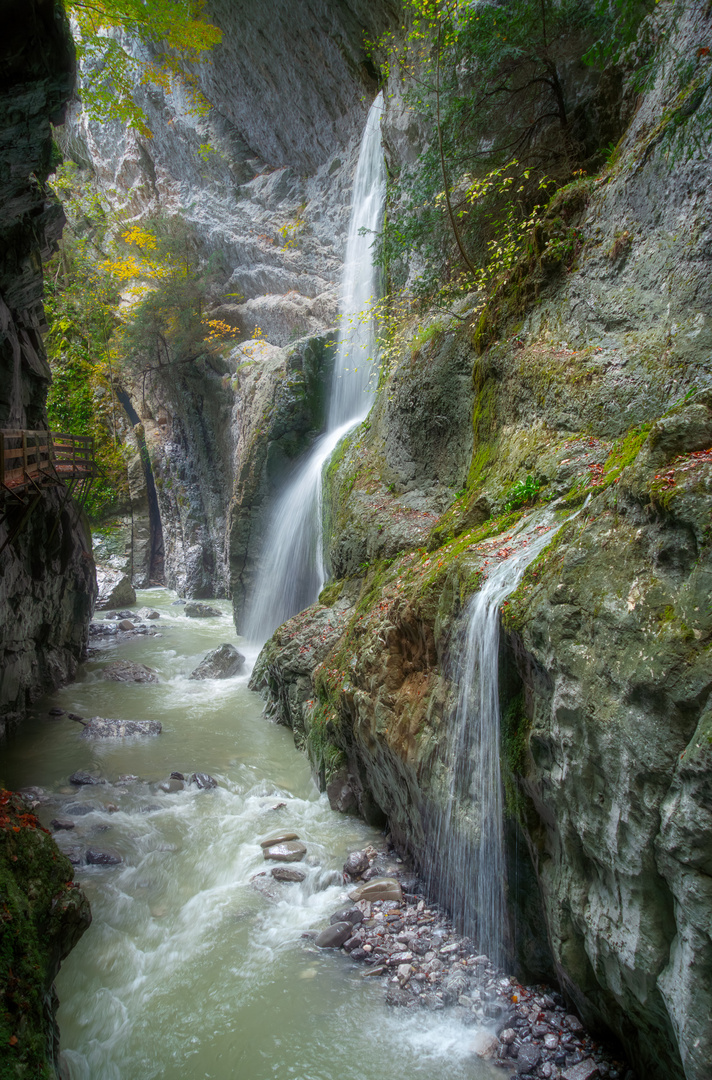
top-left (304, 844), bottom-right (632, 1080)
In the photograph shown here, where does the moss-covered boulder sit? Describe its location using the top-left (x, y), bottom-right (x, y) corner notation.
top-left (0, 791), bottom-right (90, 1079)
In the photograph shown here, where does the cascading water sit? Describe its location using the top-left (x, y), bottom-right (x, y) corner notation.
top-left (427, 511), bottom-right (571, 966)
top-left (245, 92), bottom-right (386, 643)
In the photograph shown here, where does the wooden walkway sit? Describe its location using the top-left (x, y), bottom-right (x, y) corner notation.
top-left (0, 429), bottom-right (99, 555)
top-left (0, 429), bottom-right (97, 495)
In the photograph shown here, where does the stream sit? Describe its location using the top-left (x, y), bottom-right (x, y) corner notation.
top-left (2, 588), bottom-right (500, 1080)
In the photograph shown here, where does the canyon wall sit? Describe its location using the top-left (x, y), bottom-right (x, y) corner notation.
top-left (0, 0), bottom-right (95, 735)
top-left (250, 6), bottom-right (712, 1079)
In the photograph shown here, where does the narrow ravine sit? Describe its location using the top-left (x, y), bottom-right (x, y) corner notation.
top-left (2, 589), bottom-right (501, 1080)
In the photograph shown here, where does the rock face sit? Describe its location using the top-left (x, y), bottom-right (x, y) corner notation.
top-left (250, 8), bottom-right (712, 1080)
top-left (95, 568), bottom-right (137, 610)
top-left (80, 717), bottom-right (162, 738)
top-left (0, 791), bottom-right (91, 1077)
top-left (0, 1), bottom-right (96, 738)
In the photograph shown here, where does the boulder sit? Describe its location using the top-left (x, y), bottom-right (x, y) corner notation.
top-left (191, 772), bottom-right (217, 789)
top-left (343, 850), bottom-right (369, 878)
top-left (315, 921), bottom-right (352, 948)
top-left (86, 849), bottom-right (122, 866)
top-left (271, 867), bottom-right (306, 882)
top-left (80, 717), bottom-right (162, 738)
top-left (69, 771), bottom-right (105, 786)
top-left (348, 877), bottom-right (403, 903)
top-left (184, 602), bottom-right (222, 618)
top-left (329, 907), bottom-right (363, 927)
top-left (101, 660), bottom-right (158, 684)
top-left (95, 568), bottom-right (136, 610)
top-left (117, 619), bottom-right (135, 632)
top-left (189, 643), bottom-right (245, 680)
top-left (263, 840), bottom-right (307, 862)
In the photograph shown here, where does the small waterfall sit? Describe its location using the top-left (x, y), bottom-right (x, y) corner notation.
top-left (428, 513), bottom-right (569, 966)
top-left (245, 93), bottom-right (385, 642)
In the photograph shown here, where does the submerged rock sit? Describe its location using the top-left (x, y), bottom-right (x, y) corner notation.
top-left (80, 717), bottom-right (162, 738)
top-left (259, 831), bottom-right (300, 848)
top-left (101, 660), bottom-right (158, 684)
top-left (271, 867), bottom-right (306, 882)
top-left (85, 848), bottom-right (122, 866)
top-left (190, 772), bottom-right (217, 789)
top-left (184, 602), bottom-right (222, 618)
top-left (263, 841), bottom-right (307, 863)
top-left (69, 770), bottom-right (105, 786)
top-left (189, 643), bottom-right (245, 680)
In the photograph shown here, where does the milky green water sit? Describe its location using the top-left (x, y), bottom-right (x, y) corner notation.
top-left (2, 588), bottom-right (499, 1080)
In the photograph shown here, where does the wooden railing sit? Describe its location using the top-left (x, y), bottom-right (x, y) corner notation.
top-left (0, 429), bottom-right (97, 495)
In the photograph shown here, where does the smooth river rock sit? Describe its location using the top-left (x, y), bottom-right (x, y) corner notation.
top-left (190, 772), bottom-right (217, 789)
top-left (259, 832), bottom-right (300, 849)
top-left (348, 877), bottom-right (403, 903)
top-left (315, 921), bottom-right (353, 948)
top-left (189, 643), bottom-right (245, 680)
top-left (80, 717), bottom-right (162, 738)
top-left (271, 867), bottom-right (306, 882)
top-left (263, 841), bottom-right (307, 863)
top-left (101, 660), bottom-right (158, 684)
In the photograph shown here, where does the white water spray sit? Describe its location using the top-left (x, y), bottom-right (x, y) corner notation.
top-left (245, 94), bottom-right (386, 642)
top-left (428, 510), bottom-right (572, 965)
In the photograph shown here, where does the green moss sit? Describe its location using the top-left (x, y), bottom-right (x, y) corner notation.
top-left (602, 422), bottom-right (652, 480)
top-left (304, 701), bottom-right (346, 785)
top-left (0, 792), bottom-right (88, 1080)
top-left (318, 581), bottom-right (344, 607)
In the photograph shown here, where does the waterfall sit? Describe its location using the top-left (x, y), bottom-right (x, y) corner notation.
top-left (245, 93), bottom-right (385, 643)
top-left (428, 512), bottom-right (569, 966)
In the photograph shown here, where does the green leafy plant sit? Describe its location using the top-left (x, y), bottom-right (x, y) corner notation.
top-left (503, 474), bottom-right (542, 512)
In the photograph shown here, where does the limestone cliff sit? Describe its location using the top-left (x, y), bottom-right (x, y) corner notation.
top-left (60, 0), bottom-right (397, 599)
top-left (251, 5), bottom-right (712, 1079)
top-left (0, 1), bottom-right (96, 735)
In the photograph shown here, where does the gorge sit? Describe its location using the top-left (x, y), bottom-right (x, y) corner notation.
top-left (1, 2), bottom-right (711, 1080)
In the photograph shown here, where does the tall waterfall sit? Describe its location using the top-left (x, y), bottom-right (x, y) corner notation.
top-left (428, 513), bottom-right (569, 966)
top-left (245, 93), bottom-right (385, 643)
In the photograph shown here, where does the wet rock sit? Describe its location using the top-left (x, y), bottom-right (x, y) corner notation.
top-left (263, 840), bottom-right (307, 862)
top-left (116, 610), bottom-right (134, 620)
top-left (69, 771), bottom-right (105, 786)
top-left (544, 1034), bottom-right (559, 1050)
top-left (48, 706), bottom-right (65, 716)
top-left (442, 970), bottom-right (468, 1002)
top-left (330, 907), bottom-right (364, 927)
top-left (562, 1062), bottom-right (600, 1080)
top-left (86, 848), bottom-right (122, 866)
top-left (315, 921), bottom-right (353, 948)
top-left (501, 1029), bottom-right (516, 1045)
top-left (95, 569), bottom-right (136, 610)
top-left (158, 778), bottom-right (184, 793)
top-left (101, 660), bottom-right (159, 684)
top-left (250, 872), bottom-right (280, 900)
top-left (145, 610), bottom-right (161, 619)
top-left (348, 877), bottom-right (402, 903)
top-left (191, 772), bottom-right (217, 789)
top-left (67, 713), bottom-right (85, 723)
top-left (474, 1033), bottom-right (500, 1059)
top-left (517, 1045), bottom-right (542, 1075)
top-left (64, 847), bottom-right (84, 866)
top-left (343, 849), bottom-right (369, 878)
top-left (189, 643), bottom-right (245, 680)
top-left (385, 987), bottom-right (412, 1007)
top-left (271, 866), bottom-right (306, 882)
top-left (50, 818), bottom-right (75, 831)
top-left (184, 602), bottom-right (222, 618)
top-left (65, 804), bottom-right (97, 816)
top-left (117, 619), bottom-right (135, 632)
top-left (566, 1015), bottom-right (585, 1035)
top-left (81, 718), bottom-right (162, 738)
top-left (259, 831), bottom-right (299, 848)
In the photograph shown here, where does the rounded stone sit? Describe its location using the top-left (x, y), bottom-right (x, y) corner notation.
top-left (263, 840), bottom-right (307, 862)
top-left (348, 877), bottom-right (403, 903)
top-left (259, 831), bottom-right (300, 849)
top-left (315, 921), bottom-right (352, 948)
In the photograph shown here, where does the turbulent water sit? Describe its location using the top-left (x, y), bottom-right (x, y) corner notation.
top-left (245, 93), bottom-right (386, 643)
top-left (2, 588), bottom-right (500, 1080)
top-left (428, 511), bottom-right (571, 966)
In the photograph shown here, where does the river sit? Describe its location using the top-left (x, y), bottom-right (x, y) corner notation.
top-left (2, 587), bottom-right (499, 1080)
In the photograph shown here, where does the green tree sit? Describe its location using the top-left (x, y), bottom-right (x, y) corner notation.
top-left (64, 0), bottom-right (222, 135)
